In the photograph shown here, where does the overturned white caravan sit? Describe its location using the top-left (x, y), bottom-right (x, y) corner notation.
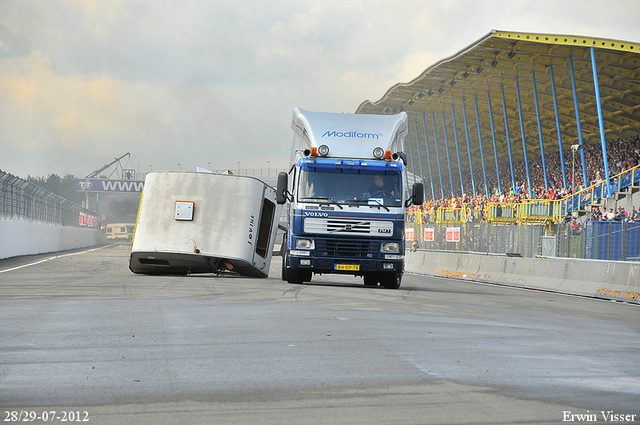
top-left (129, 171), bottom-right (283, 277)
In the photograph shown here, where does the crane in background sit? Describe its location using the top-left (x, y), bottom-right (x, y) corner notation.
top-left (82, 152), bottom-right (137, 216)
top-left (86, 152), bottom-right (131, 179)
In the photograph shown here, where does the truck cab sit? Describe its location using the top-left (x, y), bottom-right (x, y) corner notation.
top-left (277, 108), bottom-right (423, 289)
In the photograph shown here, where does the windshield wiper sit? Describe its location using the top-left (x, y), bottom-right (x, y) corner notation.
top-left (299, 197), bottom-right (344, 209)
top-left (351, 199), bottom-right (390, 211)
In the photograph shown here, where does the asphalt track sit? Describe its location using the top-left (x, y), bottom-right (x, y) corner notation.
top-left (0, 244), bottom-right (639, 424)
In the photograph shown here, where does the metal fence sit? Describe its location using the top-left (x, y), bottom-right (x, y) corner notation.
top-left (406, 218), bottom-right (640, 262)
top-left (405, 221), bottom-right (543, 258)
top-left (0, 169), bottom-right (100, 228)
top-left (552, 221), bottom-right (640, 261)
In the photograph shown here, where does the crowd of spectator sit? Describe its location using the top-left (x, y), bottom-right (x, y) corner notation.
top-left (407, 135), bottom-right (640, 222)
top-left (413, 135), bottom-right (640, 204)
top-left (590, 205), bottom-right (640, 222)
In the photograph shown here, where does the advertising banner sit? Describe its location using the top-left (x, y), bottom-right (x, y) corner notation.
top-left (76, 179), bottom-right (144, 193)
top-left (79, 211), bottom-right (98, 227)
top-left (424, 227), bottom-right (434, 242)
top-left (405, 228), bottom-right (415, 240)
top-left (446, 227), bottom-right (460, 242)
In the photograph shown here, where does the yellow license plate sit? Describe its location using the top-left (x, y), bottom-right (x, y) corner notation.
top-left (335, 264), bottom-right (359, 271)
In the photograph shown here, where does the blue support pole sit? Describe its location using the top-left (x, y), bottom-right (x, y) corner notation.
top-left (500, 85), bottom-right (516, 192)
top-left (569, 56), bottom-right (589, 189)
top-left (590, 46), bottom-right (611, 198)
top-left (532, 70), bottom-right (549, 191)
top-left (486, 91), bottom-right (501, 193)
top-left (431, 112), bottom-right (445, 200)
top-left (461, 99), bottom-right (476, 197)
top-left (549, 64), bottom-right (567, 188)
top-left (515, 77), bottom-right (533, 198)
top-left (441, 110), bottom-right (455, 198)
top-left (421, 113), bottom-right (436, 202)
top-left (473, 95), bottom-right (489, 197)
top-left (451, 104), bottom-right (465, 196)
top-left (413, 119), bottom-right (425, 199)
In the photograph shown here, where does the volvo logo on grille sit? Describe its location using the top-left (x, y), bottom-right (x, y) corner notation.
top-left (344, 225), bottom-right (352, 231)
top-left (304, 211), bottom-right (329, 218)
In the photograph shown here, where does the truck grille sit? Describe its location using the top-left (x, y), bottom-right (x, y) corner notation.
top-left (304, 218), bottom-right (393, 237)
top-left (316, 238), bottom-right (379, 258)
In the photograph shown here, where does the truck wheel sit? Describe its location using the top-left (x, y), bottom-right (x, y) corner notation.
top-left (363, 274), bottom-right (378, 286)
top-left (282, 238), bottom-right (312, 284)
top-left (381, 273), bottom-right (402, 289)
top-left (287, 268), bottom-right (306, 284)
top-left (281, 239), bottom-right (288, 281)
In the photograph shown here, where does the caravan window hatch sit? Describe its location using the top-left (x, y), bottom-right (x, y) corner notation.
top-left (174, 201), bottom-right (195, 221)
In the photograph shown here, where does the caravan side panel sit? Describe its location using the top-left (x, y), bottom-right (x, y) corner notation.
top-left (130, 172), bottom-right (279, 277)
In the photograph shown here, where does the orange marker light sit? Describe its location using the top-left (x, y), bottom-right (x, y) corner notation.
top-left (384, 150), bottom-right (393, 160)
top-left (310, 147), bottom-right (318, 157)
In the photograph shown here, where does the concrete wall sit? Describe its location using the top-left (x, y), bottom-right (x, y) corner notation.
top-left (405, 249), bottom-right (640, 304)
top-left (0, 219), bottom-right (107, 260)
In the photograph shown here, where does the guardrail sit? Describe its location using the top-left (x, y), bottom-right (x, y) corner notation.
top-left (0, 169), bottom-right (101, 228)
top-left (211, 168), bottom-right (287, 178)
top-left (554, 164), bottom-right (640, 222)
top-left (436, 207), bottom-right (467, 223)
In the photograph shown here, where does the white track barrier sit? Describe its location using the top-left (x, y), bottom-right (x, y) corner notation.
top-left (405, 250), bottom-right (640, 304)
top-left (0, 220), bottom-right (106, 260)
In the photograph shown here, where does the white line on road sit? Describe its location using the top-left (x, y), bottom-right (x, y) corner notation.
top-left (0, 245), bottom-right (114, 274)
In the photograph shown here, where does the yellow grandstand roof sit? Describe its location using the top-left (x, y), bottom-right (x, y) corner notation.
top-left (356, 29), bottom-right (640, 194)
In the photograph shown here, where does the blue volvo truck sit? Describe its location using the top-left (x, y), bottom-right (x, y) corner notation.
top-left (277, 107), bottom-right (423, 289)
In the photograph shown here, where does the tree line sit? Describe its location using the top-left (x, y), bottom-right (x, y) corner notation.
top-left (26, 174), bottom-right (85, 204)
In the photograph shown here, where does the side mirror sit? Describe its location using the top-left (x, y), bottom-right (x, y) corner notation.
top-left (411, 183), bottom-right (424, 205)
top-left (397, 152), bottom-right (408, 166)
top-left (276, 172), bottom-right (288, 204)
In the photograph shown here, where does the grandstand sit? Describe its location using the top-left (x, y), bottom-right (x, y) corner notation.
top-left (357, 30), bottom-right (640, 260)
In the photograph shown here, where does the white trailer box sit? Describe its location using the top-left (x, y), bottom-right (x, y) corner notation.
top-left (130, 171), bottom-right (281, 277)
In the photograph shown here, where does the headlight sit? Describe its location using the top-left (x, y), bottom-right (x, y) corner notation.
top-left (373, 147), bottom-right (385, 159)
top-left (381, 242), bottom-right (400, 253)
top-left (295, 238), bottom-right (315, 250)
top-left (318, 144), bottom-right (330, 156)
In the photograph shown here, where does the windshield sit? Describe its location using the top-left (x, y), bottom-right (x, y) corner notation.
top-left (298, 168), bottom-right (402, 207)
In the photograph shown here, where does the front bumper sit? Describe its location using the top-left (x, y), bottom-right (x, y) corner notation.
top-left (288, 255), bottom-right (403, 275)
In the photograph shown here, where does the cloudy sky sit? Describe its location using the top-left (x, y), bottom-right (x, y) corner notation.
top-left (1, 0), bottom-right (639, 179)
